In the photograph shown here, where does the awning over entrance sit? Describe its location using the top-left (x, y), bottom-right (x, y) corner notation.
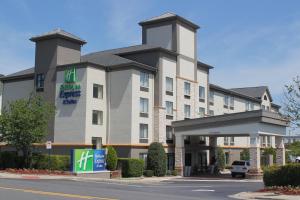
top-left (172, 110), bottom-right (289, 176)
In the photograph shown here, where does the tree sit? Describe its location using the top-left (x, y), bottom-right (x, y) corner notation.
top-left (106, 146), bottom-right (118, 171)
top-left (284, 76), bottom-right (300, 128)
top-left (216, 147), bottom-right (225, 170)
top-left (240, 149), bottom-right (250, 161)
top-left (286, 141), bottom-right (300, 158)
top-left (147, 142), bottom-right (167, 176)
top-left (0, 95), bottom-right (55, 168)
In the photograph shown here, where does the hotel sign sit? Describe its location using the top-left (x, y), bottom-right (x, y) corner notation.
top-left (59, 68), bottom-right (81, 104)
top-left (71, 149), bottom-right (106, 173)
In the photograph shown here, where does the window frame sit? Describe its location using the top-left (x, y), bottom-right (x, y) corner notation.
top-left (166, 101), bottom-right (173, 116)
top-left (199, 107), bottom-right (205, 118)
top-left (184, 82), bottom-right (191, 97)
top-left (139, 123), bottom-right (148, 143)
top-left (165, 77), bottom-right (173, 95)
top-left (93, 84), bottom-right (103, 99)
top-left (140, 71), bottom-right (149, 90)
top-left (92, 110), bottom-right (103, 125)
top-left (36, 73), bottom-right (45, 91)
top-left (184, 104), bottom-right (191, 119)
top-left (199, 86), bottom-right (205, 102)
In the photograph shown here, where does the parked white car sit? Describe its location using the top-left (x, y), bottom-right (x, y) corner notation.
top-left (231, 160), bottom-right (250, 178)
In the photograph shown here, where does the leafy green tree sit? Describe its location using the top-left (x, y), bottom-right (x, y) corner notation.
top-left (286, 141), bottom-right (300, 158)
top-left (0, 95), bottom-right (55, 168)
top-left (284, 76), bottom-right (300, 128)
top-left (147, 142), bottom-right (167, 176)
top-left (216, 147), bottom-right (225, 170)
top-left (240, 149), bottom-right (250, 161)
top-left (106, 146), bottom-right (118, 171)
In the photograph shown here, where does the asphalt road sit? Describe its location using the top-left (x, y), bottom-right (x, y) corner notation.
top-left (0, 178), bottom-right (263, 200)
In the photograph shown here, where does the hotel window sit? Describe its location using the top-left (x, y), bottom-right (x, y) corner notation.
top-left (36, 73), bottom-right (45, 91)
top-left (139, 153), bottom-right (147, 168)
top-left (264, 95), bottom-right (268, 100)
top-left (209, 91), bottom-right (214, 105)
top-left (166, 77), bottom-right (173, 95)
top-left (184, 104), bottom-right (191, 119)
top-left (140, 98), bottom-right (149, 117)
top-left (267, 136), bottom-right (272, 147)
top-left (184, 82), bottom-right (191, 97)
top-left (140, 72), bottom-right (149, 91)
top-left (230, 137), bottom-right (235, 146)
top-left (246, 101), bottom-right (254, 111)
top-left (166, 126), bottom-right (173, 143)
top-left (199, 86), bottom-right (205, 102)
top-left (166, 101), bottom-right (173, 116)
top-left (199, 107), bottom-right (205, 118)
top-left (93, 84), bottom-right (103, 99)
top-left (92, 110), bottom-right (103, 125)
top-left (230, 96), bottom-right (234, 110)
top-left (139, 124), bottom-right (148, 143)
top-left (224, 95), bottom-right (229, 108)
top-left (209, 110), bottom-right (214, 116)
top-left (224, 137), bottom-right (229, 146)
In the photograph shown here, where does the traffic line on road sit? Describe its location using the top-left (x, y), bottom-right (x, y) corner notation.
top-left (0, 186), bottom-right (118, 200)
top-left (192, 189), bottom-right (215, 192)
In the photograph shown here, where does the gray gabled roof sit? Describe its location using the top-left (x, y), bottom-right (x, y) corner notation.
top-left (210, 84), bottom-right (261, 103)
top-left (0, 67), bottom-right (34, 81)
top-left (197, 61), bottom-right (214, 70)
top-left (139, 12), bottom-right (200, 29)
top-left (81, 53), bottom-right (156, 72)
top-left (30, 28), bottom-right (86, 45)
top-left (230, 86), bottom-right (273, 102)
top-left (83, 44), bottom-right (177, 57)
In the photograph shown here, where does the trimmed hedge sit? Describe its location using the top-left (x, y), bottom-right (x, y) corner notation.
top-left (118, 158), bottom-right (144, 177)
top-left (147, 142), bottom-right (167, 176)
top-left (106, 146), bottom-right (118, 171)
top-left (143, 170), bottom-right (154, 177)
top-left (263, 164), bottom-right (300, 187)
top-left (0, 151), bottom-right (70, 171)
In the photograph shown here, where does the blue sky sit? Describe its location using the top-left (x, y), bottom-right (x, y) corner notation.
top-left (1, 0), bottom-right (300, 106)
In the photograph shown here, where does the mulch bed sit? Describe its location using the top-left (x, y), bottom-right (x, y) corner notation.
top-left (1, 168), bottom-right (73, 176)
top-left (258, 186), bottom-right (300, 195)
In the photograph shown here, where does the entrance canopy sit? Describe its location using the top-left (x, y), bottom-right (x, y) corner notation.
top-left (172, 110), bottom-right (289, 138)
top-left (172, 110), bottom-right (289, 176)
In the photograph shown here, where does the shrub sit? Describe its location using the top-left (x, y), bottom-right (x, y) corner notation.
top-left (216, 147), bottom-right (225, 170)
top-left (147, 142), bottom-right (167, 176)
top-left (143, 170), bottom-right (154, 177)
top-left (106, 146), bottom-right (118, 171)
top-left (118, 158), bottom-right (144, 177)
top-left (0, 151), bottom-right (19, 169)
top-left (263, 164), bottom-right (300, 187)
top-left (31, 154), bottom-right (70, 171)
top-left (171, 170), bottom-right (178, 176)
top-left (240, 149), bottom-right (250, 161)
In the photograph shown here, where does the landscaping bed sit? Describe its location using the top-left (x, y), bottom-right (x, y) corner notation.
top-left (258, 186), bottom-right (300, 195)
top-left (1, 168), bottom-right (72, 175)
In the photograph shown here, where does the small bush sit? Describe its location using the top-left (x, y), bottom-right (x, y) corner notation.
top-left (31, 154), bottom-right (70, 171)
top-left (147, 142), bottom-right (167, 176)
top-left (240, 149), bottom-right (250, 161)
top-left (216, 147), bottom-right (225, 170)
top-left (171, 170), bottom-right (178, 176)
top-left (0, 151), bottom-right (19, 169)
top-left (106, 146), bottom-right (118, 171)
top-left (118, 158), bottom-right (144, 177)
top-left (263, 164), bottom-right (300, 187)
top-left (143, 170), bottom-right (154, 177)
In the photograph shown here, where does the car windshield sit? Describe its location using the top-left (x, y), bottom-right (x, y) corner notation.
top-left (232, 161), bottom-right (245, 166)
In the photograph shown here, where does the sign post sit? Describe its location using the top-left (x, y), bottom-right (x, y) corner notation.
top-left (46, 141), bottom-right (52, 169)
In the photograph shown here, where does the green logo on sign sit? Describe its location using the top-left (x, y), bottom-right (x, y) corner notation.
top-left (74, 149), bottom-right (94, 172)
top-left (64, 67), bottom-right (77, 83)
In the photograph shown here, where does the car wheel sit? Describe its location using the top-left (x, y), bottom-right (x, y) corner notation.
top-left (242, 173), bottom-right (246, 178)
top-left (231, 173), bottom-right (235, 178)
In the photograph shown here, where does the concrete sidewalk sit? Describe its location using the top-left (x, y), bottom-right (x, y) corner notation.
top-left (230, 192), bottom-right (300, 200)
top-left (0, 172), bottom-right (179, 184)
